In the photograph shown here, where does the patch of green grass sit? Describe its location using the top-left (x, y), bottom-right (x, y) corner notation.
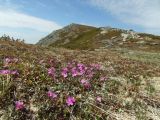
top-left (105, 30), bottom-right (122, 39)
top-left (64, 28), bottom-right (100, 50)
top-left (116, 48), bottom-right (160, 65)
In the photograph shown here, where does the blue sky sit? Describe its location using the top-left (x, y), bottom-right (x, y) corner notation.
top-left (0, 0), bottom-right (160, 44)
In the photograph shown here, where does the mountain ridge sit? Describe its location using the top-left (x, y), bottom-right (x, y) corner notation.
top-left (37, 23), bottom-right (160, 51)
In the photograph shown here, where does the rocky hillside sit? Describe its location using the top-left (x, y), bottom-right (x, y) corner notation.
top-left (37, 23), bottom-right (160, 51)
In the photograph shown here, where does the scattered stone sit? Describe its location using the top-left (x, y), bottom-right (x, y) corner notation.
top-left (136, 41), bottom-right (146, 44)
top-left (100, 30), bottom-right (108, 34)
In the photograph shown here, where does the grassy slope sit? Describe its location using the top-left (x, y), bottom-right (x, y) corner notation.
top-left (63, 28), bottom-right (100, 50)
top-left (49, 28), bottom-right (100, 50)
top-left (50, 28), bottom-right (124, 50)
top-left (0, 39), bottom-right (160, 119)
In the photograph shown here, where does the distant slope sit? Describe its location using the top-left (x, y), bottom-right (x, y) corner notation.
top-left (37, 23), bottom-right (160, 51)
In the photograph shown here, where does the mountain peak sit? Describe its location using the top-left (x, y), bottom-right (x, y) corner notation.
top-left (69, 23), bottom-right (81, 26)
top-left (64, 23), bottom-right (96, 29)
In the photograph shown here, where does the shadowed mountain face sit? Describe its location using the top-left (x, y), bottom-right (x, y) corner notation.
top-left (37, 23), bottom-right (160, 51)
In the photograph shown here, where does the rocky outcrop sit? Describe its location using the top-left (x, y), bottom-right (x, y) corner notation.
top-left (121, 30), bottom-right (140, 41)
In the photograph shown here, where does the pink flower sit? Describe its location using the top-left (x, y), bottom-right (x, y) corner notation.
top-left (66, 96), bottom-right (76, 106)
top-left (15, 101), bottom-right (25, 110)
top-left (86, 68), bottom-right (94, 78)
top-left (71, 67), bottom-right (78, 77)
top-left (4, 58), bottom-right (18, 64)
top-left (84, 82), bottom-right (91, 89)
top-left (47, 91), bottom-right (57, 99)
top-left (0, 70), bottom-right (10, 74)
top-left (96, 96), bottom-right (102, 103)
top-left (100, 77), bottom-right (108, 81)
top-left (0, 70), bottom-right (18, 75)
top-left (80, 79), bottom-right (91, 89)
top-left (77, 63), bottom-right (85, 70)
top-left (61, 67), bottom-right (68, 78)
top-left (48, 67), bottom-right (56, 76)
top-left (80, 79), bottom-right (87, 84)
top-left (5, 58), bottom-right (12, 63)
top-left (63, 67), bottom-right (68, 72)
top-left (77, 63), bottom-right (86, 75)
top-left (62, 72), bottom-right (68, 78)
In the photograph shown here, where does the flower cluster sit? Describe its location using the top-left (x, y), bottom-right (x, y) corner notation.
top-left (3, 57), bottom-right (18, 67)
top-left (47, 62), bottom-right (102, 81)
top-left (0, 57), bottom-right (106, 118)
top-left (0, 69), bottom-right (19, 75)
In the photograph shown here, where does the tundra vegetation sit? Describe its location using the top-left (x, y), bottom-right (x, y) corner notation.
top-left (0, 26), bottom-right (160, 120)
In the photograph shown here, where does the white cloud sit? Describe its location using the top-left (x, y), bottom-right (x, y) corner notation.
top-left (0, 27), bottom-right (49, 44)
top-left (0, 9), bottom-right (61, 32)
top-left (89, 0), bottom-right (160, 34)
top-left (0, 0), bottom-right (62, 43)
